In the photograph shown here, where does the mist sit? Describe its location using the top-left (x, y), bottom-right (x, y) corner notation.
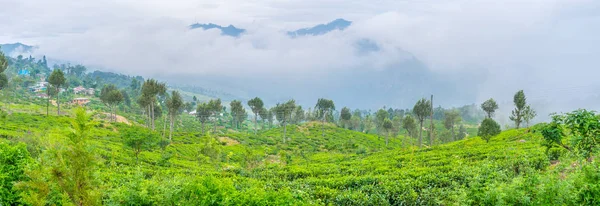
top-left (2, 0), bottom-right (600, 120)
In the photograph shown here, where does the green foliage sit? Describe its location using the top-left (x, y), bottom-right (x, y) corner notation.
top-left (0, 49), bottom-right (7, 90)
top-left (402, 115), bottom-right (417, 138)
top-left (481, 98), bottom-right (499, 118)
top-left (541, 109), bottom-right (600, 160)
top-left (122, 126), bottom-right (160, 161)
top-left (444, 110), bottom-right (461, 141)
top-left (509, 90), bottom-right (527, 129)
top-left (412, 98), bottom-right (431, 147)
top-left (478, 118), bottom-right (501, 142)
top-left (229, 100), bottom-right (246, 130)
top-left (17, 107), bottom-right (101, 206)
top-left (0, 141), bottom-right (31, 205)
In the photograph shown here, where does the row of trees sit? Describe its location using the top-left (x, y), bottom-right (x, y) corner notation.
top-left (478, 90), bottom-right (537, 142)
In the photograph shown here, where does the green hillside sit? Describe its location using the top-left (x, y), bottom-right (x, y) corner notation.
top-left (1, 108), bottom-right (599, 205)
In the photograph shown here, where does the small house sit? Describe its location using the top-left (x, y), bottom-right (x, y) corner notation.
top-left (71, 98), bottom-right (90, 105)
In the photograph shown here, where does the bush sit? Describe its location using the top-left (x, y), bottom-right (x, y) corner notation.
top-left (478, 118), bottom-right (501, 142)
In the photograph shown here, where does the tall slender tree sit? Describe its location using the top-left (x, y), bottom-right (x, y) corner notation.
top-left (315, 98), bottom-right (335, 137)
top-left (208, 99), bottom-right (222, 133)
top-left (100, 84), bottom-right (123, 122)
top-left (444, 110), bottom-right (462, 141)
top-left (166, 91), bottom-right (184, 141)
top-left (413, 98), bottom-right (432, 147)
top-left (523, 105), bottom-right (537, 127)
top-left (0, 48), bottom-right (7, 91)
top-left (259, 107), bottom-right (269, 129)
top-left (481, 98), bottom-right (499, 118)
top-left (230, 100), bottom-right (246, 130)
top-left (196, 103), bottom-right (211, 134)
top-left (340, 107), bottom-right (352, 129)
top-left (48, 69), bottom-right (66, 115)
top-left (509, 90), bottom-right (527, 129)
top-left (274, 100), bottom-right (296, 143)
top-left (402, 115), bottom-right (417, 138)
top-left (247, 97), bottom-right (264, 134)
top-left (0, 49), bottom-right (7, 113)
top-left (383, 118), bottom-right (393, 146)
top-left (141, 79), bottom-right (166, 130)
top-left (293, 105), bottom-right (305, 124)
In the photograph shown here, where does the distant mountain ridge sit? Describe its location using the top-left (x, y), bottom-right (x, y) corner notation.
top-left (189, 23), bottom-right (246, 37)
top-left (188, 18), bottom-right (352, 37)
top-left (287, 18), bottom-right (352, 37)
top-left (0, 43), bottom-right (35, 55)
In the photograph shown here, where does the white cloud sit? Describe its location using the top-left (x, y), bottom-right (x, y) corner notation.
top-left (2, 0), bottom-right (600, 112)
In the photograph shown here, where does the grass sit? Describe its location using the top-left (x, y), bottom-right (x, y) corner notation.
top-left (1, 103), bottom-right (599, 205)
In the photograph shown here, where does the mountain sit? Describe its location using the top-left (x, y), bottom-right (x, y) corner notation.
top-left (287, 18), bottom-right (352, 37)
top-left (189, 23), bottom-right (245, 37)
top-left (0, 43), bottom-right (35, 55)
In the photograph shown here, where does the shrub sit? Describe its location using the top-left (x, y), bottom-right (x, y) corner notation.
top-left (478, 118), bottom-right (501, 142)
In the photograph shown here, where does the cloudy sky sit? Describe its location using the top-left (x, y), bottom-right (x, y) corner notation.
top-left (1, 0), bottom-right (600, 116)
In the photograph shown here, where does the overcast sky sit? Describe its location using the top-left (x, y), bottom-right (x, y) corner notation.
top-left (1, 0), bottom-right (600, 115)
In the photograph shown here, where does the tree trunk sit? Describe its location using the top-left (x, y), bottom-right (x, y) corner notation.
top-left (283, 121), bottom-right (287, 143)
top-left (254, 112), bottom-right (258, 135)
top-left (322, 111), bottom-right (326, 137)
top-left (430, 95), bottom-right (434, 146)
top-left (169, 115), bottom-right (173, 141)
top-left (162, 114), bottom-right (167, 138)
top-left (451, 125), bottom-right (455, 141)
top-left (201, 121), bottom-right (205, 135)
top-left (385, 131), bottom-right (389, 146)
top-left (46, 89), bottom-right (50, 116)
top-left (151, 103), bottom-right (155, 130)
top-left (56, 87), bottom-right (60, 115)
top-left (146, 105), bottom-right (151, 127)
top-left (418, 121), bottom-right (423, 147)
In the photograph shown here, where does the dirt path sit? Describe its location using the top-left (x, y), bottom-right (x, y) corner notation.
top-left (102, 112), bottom-right (131, 125)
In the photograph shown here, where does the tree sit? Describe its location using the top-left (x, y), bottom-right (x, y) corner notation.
top-left (230, 100), bottom-right (246, 130)
top-left (541, 110), bottom-right (600, 161)
top-left (184, 102), bottom-right (194, 113)
top-left (266, 108), bottom-right (274, 129)
top-left (208, 99), bottom-right (223, 133)
top-left (315, 98), bottom-right (335, 137)
top-left (293, 105), bottom-right (305, 124)
top-left (48, 69), bottom-right (67, 115)
top-left (523, 105), bottom-right (537, 127)
top-left (0, 48), bottom-right (7, 91)
top-left (457, 124), bottom-right (467, 140)
top-left (259, 107), bottom-right (269, 129)
top-left (247, 97), bottom-right (264, 134)
top-left (444, 110), bottom-right (462, 141)
top-left (340, 107), bottom-right (352, 129)
top-left (122, 126), bottom-right (159, 162)
top-left (509, 90), bottom-right (527, 129)
top-left (17, 107), bottom-right (99, 205)
top-left (0, 48), bottom-right (7, 92)
top-left (100, 84), bottom-right (124, 122)
top-left (481, 98), bottom-right (499, 118)
top-left (141, 79), bottom-right (166, 130)
top-left (196, 103), bottom-right (211, 134)
top-left (413, 98), bottom-right (432, 147)
top-left (403, 115), bottom-right (417, 137)
top-left (274, 100), bottom-right (295, 143)
top-left (166, 91), bottom-right (184, 141)
top-left (383, 118), bottom-right (393, 146)
top-left (478, 118), bottom-right (501, 142)
top-left (137, 94), bottom-right (152, 128)
top-left (375, 109), bottom-right (389, 135)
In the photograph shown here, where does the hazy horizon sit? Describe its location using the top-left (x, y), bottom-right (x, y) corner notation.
top-left (2, 0), bottom-right (600, 121)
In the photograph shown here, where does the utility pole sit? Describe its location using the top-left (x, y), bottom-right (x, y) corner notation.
top-left (430, 94), bottom-right (434, 146)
